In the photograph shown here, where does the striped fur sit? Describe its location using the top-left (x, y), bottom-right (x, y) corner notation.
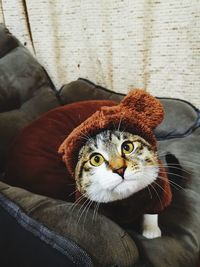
top-left (75, 130), bottom-right (159, 203)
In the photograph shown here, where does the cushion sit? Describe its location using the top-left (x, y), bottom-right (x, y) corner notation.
top-left (0, 24), bottom-right (60, 172)
top-left (0, 180), bottom-right (138, 267)
top-left (5, 100), bottom-right (116, 200)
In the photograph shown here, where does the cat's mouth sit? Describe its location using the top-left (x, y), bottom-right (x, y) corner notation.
top-left (108, 168), bottom-right (159, 200)
top-left (110, 168), bottom-right (154, 193)
top-left (111, 177), bottom-right (137, 191)
top-left (111, 181), bottom-right (123, 191)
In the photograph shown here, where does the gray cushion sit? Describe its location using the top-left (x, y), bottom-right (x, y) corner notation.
top-left (0, 181), bottom-right (139, 266)
top-left (0, 24), bottom-right (60, 171)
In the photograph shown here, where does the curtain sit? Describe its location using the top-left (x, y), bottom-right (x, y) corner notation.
top-left (1, 0), bottom-right (200, 107)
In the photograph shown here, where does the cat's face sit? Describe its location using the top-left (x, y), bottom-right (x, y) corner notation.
top-left (75, 130), bottom-right (159, 203)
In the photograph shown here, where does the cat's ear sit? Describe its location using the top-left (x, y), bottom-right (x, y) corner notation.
top-left (121, 89), bottom-right (164, 129)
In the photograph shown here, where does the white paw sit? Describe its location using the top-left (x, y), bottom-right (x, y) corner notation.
top-left (142, 226), bottom-right (162, 239)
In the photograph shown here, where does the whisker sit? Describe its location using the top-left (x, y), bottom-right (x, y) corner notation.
top-left (77, 132), bottom-right (94, 144)
top-left (83, 200), bottom-right (94, 225)
top-left (158, 155), bottom-right (200, 165)
top-left (67, 188), bottom-right (78, 198)
top-left (145, 164), bottom-right (192, 175)
top-left (78, 136), bottom-right (91, 141)
top-left (119, 126), bottom-right (127, 136)
top-left (158, 151), bottom-right (200, 157)
top-left (94, 202), bottom-right (100, 222)
top-left (149, 183), bottom-right (163, 210)
top-left (77, 199), bottom-right (92, 225)
top-left (142, 174), bottom-right (164, 209)
top-left (147, 185), bottom-right (153, 199)
top-left (177, 160), bottom-right (200, 166)
top-left (92, 202), bottom-right (99, 222)
top-left (159, 165), bottom-right (192, 175)
top-left (77, 197), bottom-right (89, 214)
top-left (70, 194), bottom-right (86, 212)
top-left (117, 115), bottom-right (123, 131)
top-left (158, 170), bottom-right (188, 180)
top-left (145, 168), bottom-right (180, 196)
top-left (157, 175), bottom-right (184, 191)
top-left (153, 180), bottom-right (172, 197)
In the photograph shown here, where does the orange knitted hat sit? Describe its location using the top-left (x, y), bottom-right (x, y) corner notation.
top-left (58, 89), bottom-right (172, 217)
top-left (59, 89), bottom-right (164, 177)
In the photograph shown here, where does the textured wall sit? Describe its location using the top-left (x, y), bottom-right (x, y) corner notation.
top-left (0, 1), bottom-right (4, 22)
top-left (1, 0), bottom-right (34, 53)
top-left (1, 0), bottom-right (200, 107)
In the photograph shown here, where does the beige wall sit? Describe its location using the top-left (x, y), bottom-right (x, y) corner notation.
top-left (1, 0), bottom-right (34, 53)
top-left (1, 0), bottom-right (200, 107)
top-left (0, 1), bottom-right (4, 23)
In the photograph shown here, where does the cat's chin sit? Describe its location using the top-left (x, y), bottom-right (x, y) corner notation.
top-left (86, 178), bottom-right (156, 203)
top-left (86, 167), bottom-right (159, 203)
top-left (112, 179), bottom-right (142, 199)
top-left (109, 178), bottom-right (154, 202)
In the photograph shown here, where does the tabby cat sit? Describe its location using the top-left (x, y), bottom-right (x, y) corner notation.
top-left (75, 129), bottom-right (162, 239)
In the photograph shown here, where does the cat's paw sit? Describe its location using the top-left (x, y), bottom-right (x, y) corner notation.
top-left (142, 226), bottom-right (161, 239)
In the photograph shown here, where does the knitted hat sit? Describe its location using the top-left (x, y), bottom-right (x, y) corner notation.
top-left (58, 89), bottom-right (164, 177)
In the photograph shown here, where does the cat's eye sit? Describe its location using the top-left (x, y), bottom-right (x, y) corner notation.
top-left (121, 141), bottom-right (134, 155)
top-left (90, 153), bottom-right (105, 167)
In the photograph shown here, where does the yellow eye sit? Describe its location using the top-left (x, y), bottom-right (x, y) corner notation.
top-left (90, 153), bottom-right (105, 167)
top-left (122, 141), bottom-right (134, 155)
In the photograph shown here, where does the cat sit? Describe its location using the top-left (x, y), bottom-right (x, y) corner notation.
top-left (75, 129), bottom-right (162, 239)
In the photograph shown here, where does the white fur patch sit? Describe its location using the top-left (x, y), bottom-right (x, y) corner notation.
top-left (86, 164), bottom-right (159, 203)
top-left (142, 214), bottom-right (161, 239)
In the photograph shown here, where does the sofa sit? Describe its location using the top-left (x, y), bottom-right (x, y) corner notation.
top-left (0, 24), bottom-right (200, 267)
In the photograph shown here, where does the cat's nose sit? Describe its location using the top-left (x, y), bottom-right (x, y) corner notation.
top-left (113, 166), bottom-right (126, 178)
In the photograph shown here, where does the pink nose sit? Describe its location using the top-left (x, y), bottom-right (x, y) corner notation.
top-left (113, 166), bottom-right (126, 178)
